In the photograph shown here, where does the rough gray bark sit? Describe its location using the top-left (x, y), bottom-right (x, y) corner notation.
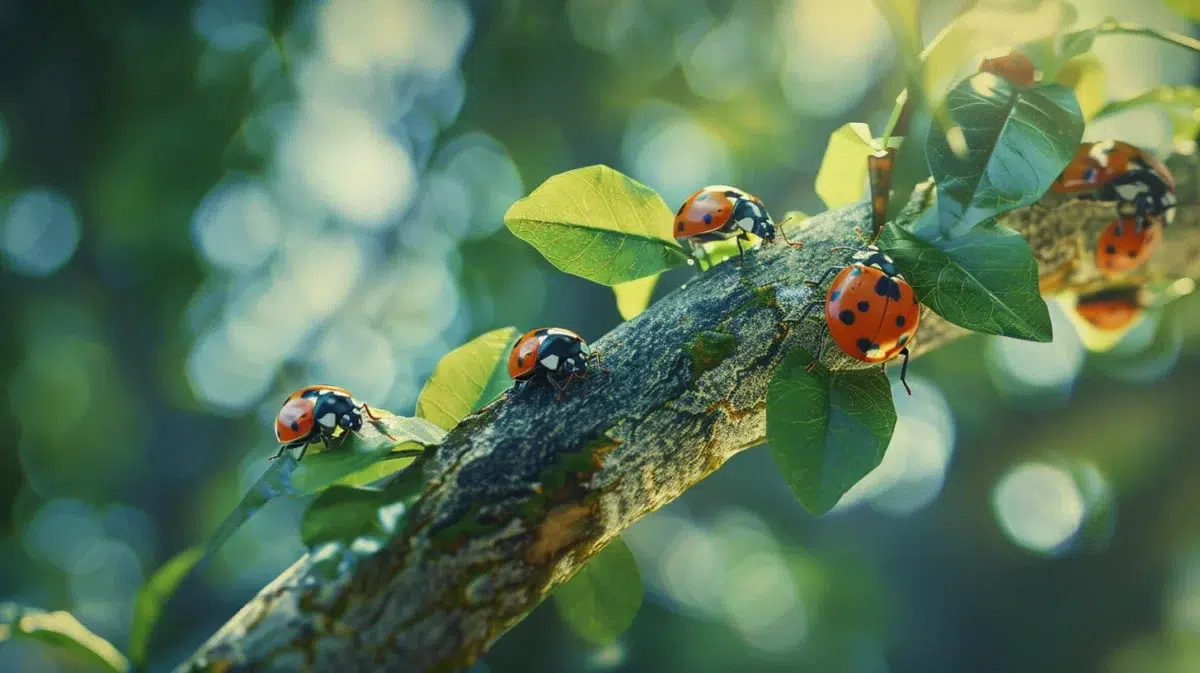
top-left (177, 152), bottom-right (1199, 673)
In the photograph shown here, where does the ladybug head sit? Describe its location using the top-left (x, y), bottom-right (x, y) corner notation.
top-left (752, 218), bottom-right (777, 242)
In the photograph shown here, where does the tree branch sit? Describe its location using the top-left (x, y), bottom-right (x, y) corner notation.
top-left (176, 151), bottom-right (1200, 673)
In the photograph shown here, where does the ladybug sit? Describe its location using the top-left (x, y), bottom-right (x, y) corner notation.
top-left (797, 246), bottom-right (921, 394)
top-left (1074, 286), bottom-right (1142, 331)
top-left (978, 51), bottom-right (1036, 87)
top-left (272, 385), bottom-right (390, 460)
top-left (508, 327), bottom-right (608, 399)
top-left (1052, 140), bottom-right (1177, 227)
top-left (1094, 216), bottom-right (1163, 276)
top-left (674, 185), bottom-right (802, 264)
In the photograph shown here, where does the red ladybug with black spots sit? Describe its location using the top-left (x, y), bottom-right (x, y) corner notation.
top-left (1051, 140), bottom-right (1176, 276)
top-left (1074, 286), bottom-right (1142, 331)
top-left (674, 185), bottom-right (802, 264)
top-left (797, 246), bottom-right (921, 394)
top-left (273, 385), bottom-right (392, 461)
top-left (508, 327), bottom-right (608, 400)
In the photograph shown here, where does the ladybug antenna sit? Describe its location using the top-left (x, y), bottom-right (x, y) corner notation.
top-left (775, 223), bottom-right (805, 249)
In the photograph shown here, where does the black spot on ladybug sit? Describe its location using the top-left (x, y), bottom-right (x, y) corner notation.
top-left (724, 190), bottom-right (741, 198)
top-left (697, 193), bottom-right (708, 201)
top-left (850, 268), bottom-right (862, 277)
top-left (290, 421), bottom-right (300, 432)
top-left (1105, 245), bottom-right (1117, 254)
top-left (1127, 251), bottom-right (1137, 258)
top-left (676, 202), bottom-right (686, 216)
top-left (676, 221), bottom-right (684, 232)
top-left (898, 334), bottom-right (909, 345)
top-left (874, 275), bottom-right (901, 299)
top-left (703, 213), bottom-right (713, 224)
top-left (838, 310), bottom-right (855, 325)
top-left (830, 290), bottom-right (841, 301)
top-left (856, 338), bottom-right (876, 354)
top-left (857, 300), bottom-right (869, 312)
top-left (896, 315), bottom-right (906, 327)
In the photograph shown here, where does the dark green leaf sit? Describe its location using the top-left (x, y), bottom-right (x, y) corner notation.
top-left (886, 106), bottom-right (933, 223)
top-left (301, 457), bottom-right (429, 550)
top-left (766, 349), bottom-right (897, 515)
top-left (416, 327), bottom-right (521, 430)
top-left (1091, 85), bottom-right (1200, 122)
top-left (552, 536), bottom-right (643, 645)
top-left (928, 74), bottom-right (1084, 237)
top-left (0, 603), bottom-right (129, 673)
top-left (878, 218), bottom-right (1052, 341)
top-left (128, 546), bottom-right (204, 668)
top-left (504, 165), bottom-right (689, 286)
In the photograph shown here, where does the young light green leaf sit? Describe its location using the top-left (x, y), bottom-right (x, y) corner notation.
top-left (612, 274), bottom-right (659, 320)
top-left (816, 123), bottom-right (880, 210)
top-left (552, 536), bottom-right (643, 645)
top-left (928, 75), bottom-right (1083, 236)
top-left (878, 218), bottom-right (1052, 341)
top-left (766, 349), bottom-right (896, 515)
top-left (1165, 0), bottom-right (1200, 20)
top-left (1055, 55), bottom-right (1105, 120)
top-left (0, 603), bottom-right (130, 673)
top-left (1090, 85), bottom-right (1200, 122)
top-left (416, 326), bottom-right (521, 430)
top-left (870, 0), bottom-right (922, 65)
top-left (128, 546), bottom-right (204, 668)
top-left (921, 0), bottom-right (1076, 101)
top-left (505, 165), bottom-right (689, 286)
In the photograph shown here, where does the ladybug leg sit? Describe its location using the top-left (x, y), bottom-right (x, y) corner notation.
top-left (296, 440), bottom-right (315, 462)
top-left (547, 374), bottom-right (570, 401)
top-left (803, 266), bottom-right (843, 290)
top-left (795, 299), bottom-right (823, 324)
top-left (735, 236), bottom-right (746, 266)
top-left (269, 445), bottom-right (290, 461)
top-left (804, 333), bottom-right (827, 373)
top-left (898, 347), bottom-right (913, 396)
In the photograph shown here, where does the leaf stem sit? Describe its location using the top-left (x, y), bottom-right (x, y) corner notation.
top-left (1097, 20), bottom-right (1200, 55)
top-left (880, 89), bottom-right (908, 148)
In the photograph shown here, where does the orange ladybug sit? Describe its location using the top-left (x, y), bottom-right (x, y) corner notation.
top-left (508, 327), bottom-right (607, 399)
top-left (674, 186), bottom-right (802, 264)
top-left (1094, 217), bottom-right (1162, 277)
top-left (797, 246), bottom-right (921, 394)
top-left (1052, 141), bottom-right (1176, 223)
top-left (273, 385), bottom-right (388, 460)
top-left (978, 51), bottom-right (1036, 87)
top-left (1074, 287), bottom-right (1142, 331)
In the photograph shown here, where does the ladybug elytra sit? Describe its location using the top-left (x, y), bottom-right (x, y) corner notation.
top-left (508, 327), bottom-right (608, 400)
top-left (978, 51), bottom-right (1036, 88)
top-left (674, 185), bottom-right (802, 264)
top-left (273, 385), bottom-right (390, 460)
top-left (797, 245), bottom-right (921, 394)
top-left (1074, 287), bottom-right (1143, 332)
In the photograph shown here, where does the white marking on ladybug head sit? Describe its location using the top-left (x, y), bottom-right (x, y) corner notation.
top-left (318, 413), bottom-right (337, 428)
top-left (1115, 182), bottom-right (1149, 200)
top-left (735, 217), bottom-right (756, 232)
top-left (540, 354), bottom-right (560, 370)
top-left (580, 341), bottom-right (592, 355)
top-left (341, 414), bottom-right (352, 426)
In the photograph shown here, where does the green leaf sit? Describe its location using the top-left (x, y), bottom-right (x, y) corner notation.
top-left (1165, 0), bottom-right (1200, 20)
top-left (416, 327), bottom-right (521, 430)
top-left (128, 546), bottom-right (204, 668)
top-left (928, 75), bottom-right (1084, 236)
top-left (878, 218), bottom-right (1053, 341)
top-left (921, 0), bottom-right (1077, 100)
top-left (0, 603), bottom-right (130, 673)
top-left (1091, 85), bottom-right (1200, 122)
top-left (301, 457), bottom-right (428, 550)
top-left (612, 274), bottom-right (659, 320)
top-left (291, 415), bottom-right (445, 494)
top-left (505, 165), bottom-right (689, 285)
top-left (766, 349), bottom-right (896, 515)
top-left (815, 123), bottom-right (898, 210)
top-left (552, 537), bottom-right (643, 645)
top-left (1055, 55), bottom-right (1106, 120)
top-left (202, 414), bottom-right (443, 563)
